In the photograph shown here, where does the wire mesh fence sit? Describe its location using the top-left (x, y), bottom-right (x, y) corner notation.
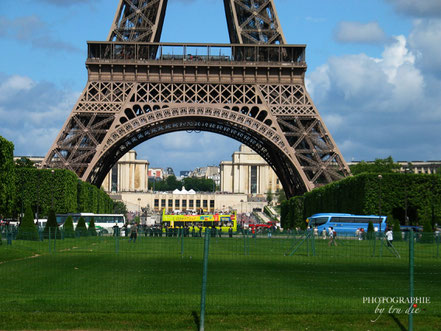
top-left (0, 227), bottom-right (440, 330)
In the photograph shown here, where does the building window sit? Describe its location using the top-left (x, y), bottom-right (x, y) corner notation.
top-left (111, 164), bottom-right (118, 192)
top-left (196, 200), bottom-right (201, 208)
top-left (203, 200), bottom-right (208, 208)
top-left (210, 200), bottom-right (214, 208)
top-left (182, 200), bottom-right (187, 208)
top-left (161, 199), bottom-right (166, 207)
top-left (175, 200), bottom-right (180, 207)
top-left (168, 200), bottom-right (173, 207)
top-left (250, 165), bottom-right (257, 194)
top-left (154, 199), bottom-right (159, 208)
top-left (189, 200), bottom-right (194, 208)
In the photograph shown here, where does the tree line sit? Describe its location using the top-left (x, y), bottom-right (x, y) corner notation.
top-left (0, 136), bottom-right (116, 220)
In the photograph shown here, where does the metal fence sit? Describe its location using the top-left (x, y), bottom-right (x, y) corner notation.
top-left (0, 227), bottom-right (440, 330)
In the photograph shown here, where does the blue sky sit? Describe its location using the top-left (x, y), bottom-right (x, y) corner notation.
top-left (1, 0), bottom-right (441, 174)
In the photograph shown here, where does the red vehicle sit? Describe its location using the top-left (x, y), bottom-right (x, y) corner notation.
top-left (248, 221), bottom-right (276, 230)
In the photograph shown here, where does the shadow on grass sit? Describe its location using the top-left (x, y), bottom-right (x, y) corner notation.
top-left (192, 310), bottom-right (200, 330)
top-left (388, 313), bottom-right (407, 331)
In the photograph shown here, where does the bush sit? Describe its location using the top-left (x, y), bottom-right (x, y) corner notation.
top-left (63, 215), bottom-right (75, 238)
top-left (75, 217), bottom-right (88, 237)
top-left (88, 217), bottom-right (97, 237)
top-left (393, 218), bottom-right (402, 241)
top-left (44, 209), bottom-right (61, 239)
top-left (16, 204), bottom-right (39, 241)
top-left (421, 218), bottom-right (433, 243)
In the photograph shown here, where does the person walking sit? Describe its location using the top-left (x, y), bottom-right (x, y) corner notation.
top-left (328, 227), bottom-right (337, 246)
top-left (386, 228), bottom-right (393, 247)
top-left (129, 224), bottom-right (138, 243)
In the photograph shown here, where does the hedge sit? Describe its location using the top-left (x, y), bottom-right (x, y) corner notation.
top-left (14, 168), bottom-right (114, 218)
top-left (0, 136), bottom-right (16, 217)
top-left (282, 173), bottom-right (441, 228)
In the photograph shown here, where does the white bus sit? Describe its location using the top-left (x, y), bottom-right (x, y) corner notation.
top-left (56, 213), bottom-right (126, 235)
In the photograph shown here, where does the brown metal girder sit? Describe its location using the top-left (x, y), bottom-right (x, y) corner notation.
top-left (236, 1), bottom-right (273, 29)
top-left (88, 112), bottom-right (308, 196)
top-left (83, 104), bottom-right (311, 190)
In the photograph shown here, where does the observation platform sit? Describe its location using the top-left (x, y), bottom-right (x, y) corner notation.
top-left (86, 42), bottom-right (307, 84)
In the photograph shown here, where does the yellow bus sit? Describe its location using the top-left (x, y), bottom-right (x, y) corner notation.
top-left (161, 210), bottom-right (237, 233)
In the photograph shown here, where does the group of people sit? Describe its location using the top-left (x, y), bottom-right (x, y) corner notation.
top-left (119, 223), bottom-right (236, 243)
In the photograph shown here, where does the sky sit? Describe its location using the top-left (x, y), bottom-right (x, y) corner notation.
top-left (1, 0), bottom-right (441, 174)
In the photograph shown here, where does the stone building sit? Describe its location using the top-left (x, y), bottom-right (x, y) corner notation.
top-left (101, 150), bottom-right (149, 192)
top-left (220, 145), bottom-right (282, 195)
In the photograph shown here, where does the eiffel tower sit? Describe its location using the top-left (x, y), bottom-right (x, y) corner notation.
top-left (41, 0), bottom-right (350, 198)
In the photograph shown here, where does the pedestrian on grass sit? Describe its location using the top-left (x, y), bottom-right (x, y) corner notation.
top-left (129, 224), bottom-right (138, 243)
top-left (328, 227), bottom-right (337, 246)
top-left (386, 228), bottom-right (393, 247)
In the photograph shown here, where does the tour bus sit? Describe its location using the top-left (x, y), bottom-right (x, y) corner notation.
top-left (306, 213), bottom-right (388, 235)
top-left (161, 209), bottom-right (237, 233)
top-left (56, 213), bottom-right (126, 235)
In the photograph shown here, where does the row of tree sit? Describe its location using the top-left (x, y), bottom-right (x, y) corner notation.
top-left (0, 135), bottom-right (116, 219)
top-left (149, 176), bottom-right (216, 192)
top-left (281, 157), bottom-right (441, 233)
top-left (17, 204), bottom-right (97, 241)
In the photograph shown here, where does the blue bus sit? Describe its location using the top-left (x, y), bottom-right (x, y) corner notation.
top-left (306, 213), bottom-right (388, 235)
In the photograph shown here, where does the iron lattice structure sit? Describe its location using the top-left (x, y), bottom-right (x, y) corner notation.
top-left (42, 0), bottom-right (350, 197)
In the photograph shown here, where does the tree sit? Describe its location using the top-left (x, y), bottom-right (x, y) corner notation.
top-left (14, 157), bottom-right (35, 168)
top-left (16, 204), bottom-right (39, 241)
top-left (367, 221), bottom-right (375, 240)
top-left (113, 201), bottom-right (128, 216)
top-left (63, 215), bottom-right (75, 238)
top-left (75, 216), bottom-right (88, 237)
top-left (44, 208), bottom-right (60, 239)
top-left (0, 136), bottom-right (16, 218)
top-left (277, 189), bottom-right (287, 204)
top-left (350, 156), bottom-right (400, 175)
top-left (266, 189), bottom-right (273, 205)
top-left (88, 217), bottom-right (97, 236)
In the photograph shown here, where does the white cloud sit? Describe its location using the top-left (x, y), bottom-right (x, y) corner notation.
top-left (0, 75), bottom-right (35, 101)
top-left (307, 35), bottom-right (441, 161)
top-left (0, 74), bottom-right (78, 156)
top-left (408, 19), bottom-right (441, 76)
top-left (334, 21), bottom-right (387, 44)
top-left (0, 15), bottom-right (80, 52)
top-left (137, 132), bottom-right (240, 173)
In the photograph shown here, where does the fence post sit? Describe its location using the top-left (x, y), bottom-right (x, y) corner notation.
top-left (115, 229), bottom-right (119, 254)
top-left (311, 230), bottom-right (316, 256)
top-left (306, 232), bottom-right (310, 256)
top-left (48, 228), bottom-right (51, 253)
top-left (379, 233), bottom-right (383, 258)
top-left (437, 235), bottom-right (439, 259)
top-left (53, 227), bottom-right (57, 253)
top-left (181, 227), bottom-right (184, 258)
top-left (200, 228), bottom-right (211, 331)
top-left (243, 230), bottom-right (247, 256)
top-left (409, 229), bottom-right (414, 331)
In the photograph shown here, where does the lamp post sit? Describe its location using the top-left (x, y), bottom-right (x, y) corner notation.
top-left (378, 175), bottom-right (382, 233)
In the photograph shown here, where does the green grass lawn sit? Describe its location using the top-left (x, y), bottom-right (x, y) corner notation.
top-left (0, 234), bottom-right (440, 330)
